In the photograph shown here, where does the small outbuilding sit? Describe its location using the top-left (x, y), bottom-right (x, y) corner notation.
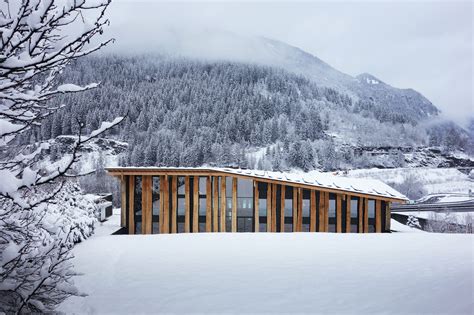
top-left (106, 167), bottom-right (407, 234)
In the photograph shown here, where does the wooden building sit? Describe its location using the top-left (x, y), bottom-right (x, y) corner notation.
top-left (106, 167), bottom-right (407, 234)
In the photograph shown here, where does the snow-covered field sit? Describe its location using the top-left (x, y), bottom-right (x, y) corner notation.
top-left (59, 211), bottom-right (473, 314)
top-left (347, 167), bottom-right (474, 194)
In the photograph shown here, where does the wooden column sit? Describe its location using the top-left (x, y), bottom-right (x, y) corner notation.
top-left (358, 197), bottom-right (364, 233)
top-left (385, 202), bottom-right (391, 232)
top-left (220, 177), bottom-right (226, 232)
top-left (375, 199), bottom-right (382, 233)
top-left (184, 176), bottom-right (190, 233)
top-left (297, 188), bottom-right (303, 232)
top-left (171, 176), bottom-right (177, 234)
top-left (232, 177), bottom-right (237, 232)
top-left (293, 188), bottom-right (298, 232)
top-left (121, 177), bottom-right (127, 227)
top-left (158, 176), bottom-right (165, 233)
top-left (213, 177), bottom-right (219, 232)
top-left (193, 176), bottom-right (199, 232)
top-left (128, 175), bottom-right (135, 234)
top-left (254, 181), bottom-right (259, 232)
top-left (318, 191), bottom-right (324, 232)
top-left (346, 195), bottom-right (352, 233)
top-left (142, 176), bottom-right (153, 234)
top-left (364, 198), bottom-right (369, 233)
top-left (280, 185), bottom-right (286, 232)
top-left (267, 183), bottom-right (272, 232)
top-left (310, 190), bottom-right (316, 232)
top-left (336, 194), bottom-right (342, 233)
top-left (271, 184), bottom-right (277, 232)
top-left (324, 192), bottom-right (329, 232)
top-left (162, 176), bottom-right (170, 234)
top-left (206, 176), bottom-right (212, 232)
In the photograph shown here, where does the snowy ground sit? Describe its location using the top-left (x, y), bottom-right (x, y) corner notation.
top-left (59, 211), bottom-right (473, 314)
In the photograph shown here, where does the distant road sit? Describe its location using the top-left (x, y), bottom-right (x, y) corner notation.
top-left (392, 200), bottom-right (474, 213)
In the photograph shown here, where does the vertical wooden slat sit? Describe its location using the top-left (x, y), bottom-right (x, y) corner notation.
top-left (128, 175), bottom-right (135, 234)
top-left (375, 199), bottom-right (382, 233)
top-left (148, 176), bottom-right (153, 234)
top-left (318, 190), bottom-right (324, 232)
top-left (220, 177), bottom-right (226, 232)
top-left (121, 177), bottom-right (126, 227)
top-left (163, 176), bottom-right (170, 234)
top-left (336, 194), bottom-right (342, 233)
top-left (142, 176), bottom-right (152, 234)
top-left (293, 188), bottom-right (298, 232)
top-left (267, 183), bottom-right (272, 232)
top-left (254, 181), bottom-right (259, 232)
top-left (385, 202), bottom-right (391, 232)
top-left (346, 195), bottom-right (352, 233)
top-left (213, 177), bottom-right (219, 232)
top-left (159, 176), bottom-right (164, 233)
top-left (184, 176), bottom-right (190, 233)
top-left (297, 188), bottom-right (303, 232)
top-left (193, 176), bottom-right (199, 233)
top-left (206, 176), bottom-right (212, 232)
top-left (310, 190), bottom-right (316, 232)
top-left (171, 176), bottom-right (177, 233)
top-left (271, 184), bottom-right (277, 232)
top-left (364, 198), bottom-right (369, 233)
top-left (280, 185), bottom-right (286, 232)
top-left (232, 177), bottom-right (237, 232)
top-left (358, 197), bottom-right (363, 233)
top-left (324, 192), bottom-right (329, 232)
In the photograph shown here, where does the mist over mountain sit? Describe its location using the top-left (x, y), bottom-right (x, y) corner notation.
top-left (24, 34), bottom-right (472, 171)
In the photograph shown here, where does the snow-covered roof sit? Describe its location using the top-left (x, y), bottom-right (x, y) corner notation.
top-left (106, 167), bottom-right (408, 201)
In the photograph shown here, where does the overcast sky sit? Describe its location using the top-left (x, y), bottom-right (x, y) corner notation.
top-left (106, 0), bottom-right (473, 126)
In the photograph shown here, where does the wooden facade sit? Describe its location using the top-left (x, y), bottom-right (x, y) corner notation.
top-left (109, 168), bottom-right (405, 234)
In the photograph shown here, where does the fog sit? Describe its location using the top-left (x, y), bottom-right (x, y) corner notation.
top-left (103, 0), bottom-right (473, 126)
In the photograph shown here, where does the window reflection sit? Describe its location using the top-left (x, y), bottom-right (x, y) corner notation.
top-left (237, 179), bottom-right (253, 232)
top-left (284, 186), bottom-right (293, 232)
top-left (152, 177), bottom-right (160, 234)
top-left (302, 189), bottom-right (310, 232)
top-left (134, 176), bottom-right (142, 234)
top-left (328, 193), bottom-right (336, 232)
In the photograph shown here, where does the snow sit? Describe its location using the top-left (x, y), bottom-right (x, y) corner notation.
top-left (59, 217), bottom-right (473, 314)
top-left (106, 166), bottom-right (408, 201)
top-left (390, 218), bottom-right (425, 233)
top-left (348, 167), bottom-right (474, 195)
top-left (57, 83), bottom-right (98, 93)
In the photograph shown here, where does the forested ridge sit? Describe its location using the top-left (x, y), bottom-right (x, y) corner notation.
top-left (27, 54), bottom-right (470, 171)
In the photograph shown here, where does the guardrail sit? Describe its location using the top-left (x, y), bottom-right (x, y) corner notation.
top-left (392, 200), bottom-right (474, 213)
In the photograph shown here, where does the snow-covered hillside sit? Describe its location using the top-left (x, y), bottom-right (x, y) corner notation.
top-left (346, 167), bottom-right (474, 195)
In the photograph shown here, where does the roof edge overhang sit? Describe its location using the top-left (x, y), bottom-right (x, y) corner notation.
top-left (105, 167), bottom-right (408, 203)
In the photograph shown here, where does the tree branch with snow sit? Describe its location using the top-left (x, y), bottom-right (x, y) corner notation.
top-left (0, 0), bottom-right (123, 312)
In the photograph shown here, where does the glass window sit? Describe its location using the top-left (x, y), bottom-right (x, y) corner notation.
top-left (177, 177), bottom-right (185, 233)
top-left (284, 186), bottom-right (293, 232)
top-left (199, 177), bottom-right (207, 232)
top-left (302, 189), bottom-right (310, 232)
top-left (368, 199), bottom-right (375, 232)
top-left (351, 197), bottom-right (359, 233)
top-left (258, 182), bottom-right (268, 232)
top-left (225, 177), bottom-right (233, 232)
top-left (152, 177), bottom-right (160, 234)
top-left (134, 176), bottom-right (142, 234)
top-left (328, 193), bottom-right (336, 232)
top-left (237, 179), bottom-right (253, 232)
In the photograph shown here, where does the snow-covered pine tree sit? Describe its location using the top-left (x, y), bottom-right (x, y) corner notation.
top-left (0, 1), bottom-right (123, 312)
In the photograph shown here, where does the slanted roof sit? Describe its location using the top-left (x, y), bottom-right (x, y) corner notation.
top-left (106, 166), bottom-right (408, 202)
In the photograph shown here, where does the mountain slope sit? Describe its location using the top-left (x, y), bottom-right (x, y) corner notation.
top-left (154, 31), bottom-right (439, 123)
